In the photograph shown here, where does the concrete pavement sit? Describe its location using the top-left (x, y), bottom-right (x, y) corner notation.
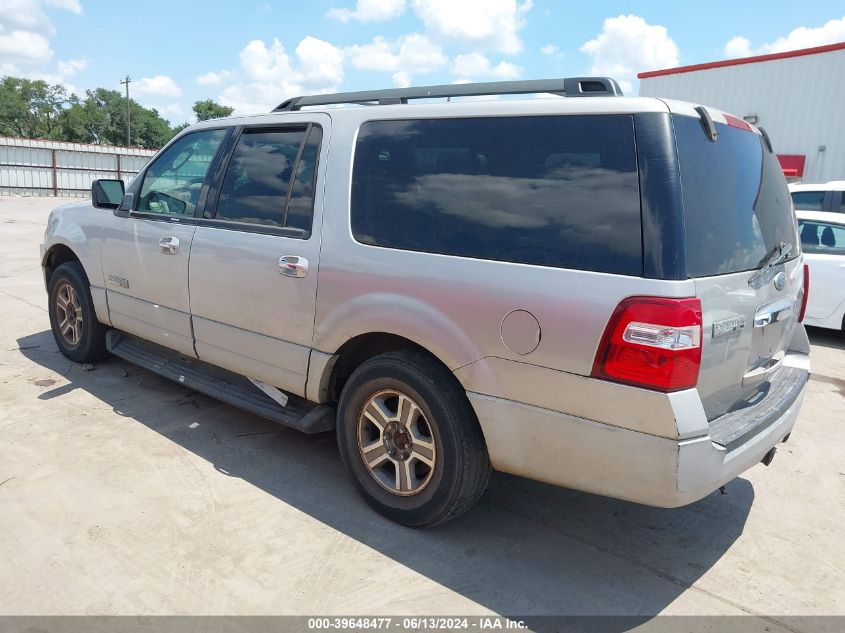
top-left (0, 196), bottom-right (843, 627)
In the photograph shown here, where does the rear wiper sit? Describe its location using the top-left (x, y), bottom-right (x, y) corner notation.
top-left (748, 241), bottom-right (792, 287)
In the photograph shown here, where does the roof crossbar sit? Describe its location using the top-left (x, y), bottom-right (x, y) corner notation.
top-left (273, 77), bottom-right (623, 112)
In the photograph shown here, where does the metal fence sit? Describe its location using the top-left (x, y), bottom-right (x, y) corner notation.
top-left (0, 136), bottom-right (157, 197)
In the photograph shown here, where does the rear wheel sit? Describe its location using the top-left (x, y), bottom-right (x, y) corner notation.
top-left (336, 350), bottom-right (491, 527)
top-left (48, 261), bottom-right (109, 363)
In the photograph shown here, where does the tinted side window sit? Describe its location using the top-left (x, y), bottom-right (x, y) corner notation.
top-left (799, 220), bottom-right (845, 254)
top-left (217, 128), bottom-right (306, 227)
top-left (791, 191), bottom-right (825, 211)
top-left (138, 129), bottom-right (227, 216)
top-left (285, 126), bottom-right (322, 233)
top-left (351, 116), bottom-right (642, 275)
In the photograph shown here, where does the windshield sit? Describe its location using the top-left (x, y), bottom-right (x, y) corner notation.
top-left (673, 115), bottom-right (798, 277)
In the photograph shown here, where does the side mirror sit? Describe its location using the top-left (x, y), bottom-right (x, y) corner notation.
top-left (91, 179), bottom-right (125, 209)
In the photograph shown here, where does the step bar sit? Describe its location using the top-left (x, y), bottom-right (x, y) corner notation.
top-left (106, 330), bottom-right (335, 434)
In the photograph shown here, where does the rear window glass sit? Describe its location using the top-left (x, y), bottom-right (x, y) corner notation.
top-left (790, 191), bottom-right (825, 211)
top-left (351, 115), bottom-right (642, 275)
top-left (674, 115), bottom-right (798, 277)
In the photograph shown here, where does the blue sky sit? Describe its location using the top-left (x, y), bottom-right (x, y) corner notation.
top-left (2, 0), bottom-right (844, 123)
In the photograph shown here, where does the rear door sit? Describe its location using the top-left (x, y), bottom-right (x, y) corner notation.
top-left (673, 114), bottom-right (803, 420)
top-left (188, 115), bottom-right (329, 397)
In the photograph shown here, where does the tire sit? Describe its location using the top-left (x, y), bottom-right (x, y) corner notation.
top-left (47, 261), bottom-right (109, 363)
top-left (336, 350), bottom-right (491, 527)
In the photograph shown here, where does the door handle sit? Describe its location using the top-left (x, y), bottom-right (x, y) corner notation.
top-left (159, 236), bottom-right (179, 254)
top-left (753, 297), bottom-right (793, 328)
top-left (278, 255), bottom-right (308, 278)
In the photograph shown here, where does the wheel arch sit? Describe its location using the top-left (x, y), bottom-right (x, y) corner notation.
top-left (43, 241), bottom-right (111, 327)
top-left (43, 243), bottom-right (83, 284)
top-left (323, 332), bottom-right (465, 405)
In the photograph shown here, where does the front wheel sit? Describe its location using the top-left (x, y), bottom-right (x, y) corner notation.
top-left (336, 351), bottom-right (491, 527)
top-left (47, 261), bottom-right (109, 363)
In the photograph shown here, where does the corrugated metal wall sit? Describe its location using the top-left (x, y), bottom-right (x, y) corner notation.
top-left (0, 137), bottom-right (156, 197)
top-left (639, 47), bottom-right (845, 183)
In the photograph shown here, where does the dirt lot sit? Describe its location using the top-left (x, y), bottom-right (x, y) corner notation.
top-left (1, 196), bottom-right (843, 627)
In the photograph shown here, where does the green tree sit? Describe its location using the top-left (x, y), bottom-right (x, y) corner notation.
top-left (1, 74), bottom-right (185, 148)
top-left (59, 87), bottom-right (179, 149)
top-left (193, 99), bottom-right (234, 121)
top-left (171, 122), bottom-right (190, 135)
top-left (0, 77), bottom-right (68, 138)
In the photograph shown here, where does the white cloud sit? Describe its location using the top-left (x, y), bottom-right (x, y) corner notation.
top-left (0, 30), bottom-right (52, 68)
top-left (196, 70), bottom-right (232, 86)
top-left (160, 103), bottom-right (185, 118)
top-left (724, 16), bottom-right (845, 58)
top-left (392, 71), bottom-right (412, 87)
top-left (724, 36), bottom-right (753, 58)
top-left (0, 0), bottom-right (82, 74)
top-left (580, 14), bottom-right (679, 94)
top-left (133, 75), bottom-right (183, 98)
top-left (217, 36), bottom-right (345, 115)
top-left (327, 0), bottom-right (406, 23)
top-left (451, 52), bottom-right (521, 80)
top-left (57, 57), bottom-right (86, 76)
top-left (345, 32), bottom-right (447, 83)
top-left (44, 0), bottom-right (82, 13)
top-left (412, 0), bottom-right (533, 54)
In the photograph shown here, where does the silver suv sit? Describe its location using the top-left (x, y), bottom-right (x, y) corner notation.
top-left (40, 77), bottom-right (810, 527)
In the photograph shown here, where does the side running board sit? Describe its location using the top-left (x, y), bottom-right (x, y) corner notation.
top-left (105, 330), bottom-right (335, 434)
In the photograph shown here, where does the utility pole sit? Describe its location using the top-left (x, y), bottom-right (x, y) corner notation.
top-left (120, 75), bottom-right (131, 146)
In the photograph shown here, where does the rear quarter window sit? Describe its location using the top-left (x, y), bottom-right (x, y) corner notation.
top-left (350, 115), bottom-right (642, 275)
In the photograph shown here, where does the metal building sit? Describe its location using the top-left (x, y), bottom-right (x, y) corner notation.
top-left (0, 136), bottom-right (155, 197)
top-left (638, 42), bottom-right (845, 183)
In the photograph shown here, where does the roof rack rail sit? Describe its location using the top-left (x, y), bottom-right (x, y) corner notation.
top-left (273, 77), bottom-right (623, 111)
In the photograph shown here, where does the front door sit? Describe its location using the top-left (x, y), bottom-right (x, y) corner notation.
top-left (100, 128), bottom-right (229, 356)
top-left (188, 115), bottom-right (330, 396)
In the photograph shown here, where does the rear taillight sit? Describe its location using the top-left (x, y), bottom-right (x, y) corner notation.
top-left (592, 297), bottom-right (703, 392)
top-left (798, 263), bottom-right (810, 322)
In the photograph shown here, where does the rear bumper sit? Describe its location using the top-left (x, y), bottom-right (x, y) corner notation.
top-left (468, 371), bottom-right (807, 507)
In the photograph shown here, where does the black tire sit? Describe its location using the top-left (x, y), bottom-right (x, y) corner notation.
top-left (47, 261), bottom-right (109, 363)
top-left (336, 350), bottom-right (491, 527)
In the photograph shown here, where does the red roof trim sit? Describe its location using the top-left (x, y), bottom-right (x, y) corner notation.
top-left (638, 41), bottom-right (845, 79)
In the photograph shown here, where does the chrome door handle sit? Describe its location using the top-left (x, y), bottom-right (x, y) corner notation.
top-left (278, 255), bottom-right (308, 278)
top-left (158, 236), bottom-right (179, 254)
top-left (753, 297), bottom-right (793, 328)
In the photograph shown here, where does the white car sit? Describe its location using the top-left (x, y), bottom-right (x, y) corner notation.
top-left (797, 210), bottom-right (845, 331)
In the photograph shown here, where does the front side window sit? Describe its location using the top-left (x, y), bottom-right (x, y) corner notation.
top-left (799, 220), bottom-right (845, 254)
top-left (138, 129), bottom-right (227, 216)
top-left (791, 191), bottom-right (825, 211)
top-left (351, 115), bottom-right (642, 275)
top-left (214, 126), bottom-right (322, 234)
